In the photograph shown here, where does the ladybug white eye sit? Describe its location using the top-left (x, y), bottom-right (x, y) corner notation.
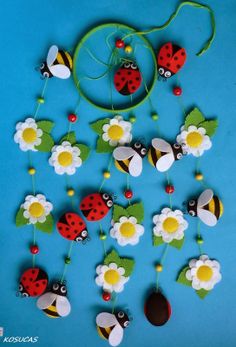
top-left (158, 67), bottom-right (164, 75)
top-left (22, 292), bottom-right (29, 297)
top-left (43, 71), bottom-right (49, 78)
top-left (141, 148), bottom-right (147, 156)
top-left (76, 236), bottom-right (83, 242)
top-left (189, 210), bottom-right (196, 217)
top-left (124, 62), bottom-right (130, 68)
top-left (102, 193), bottom-right (109, 200)
top-left (118, 311), bottom-right (125, 318)
top-left (53, 283), bottom-right (59, 291)
top-left (177, 153), bottom-right (182, 160)
top-left (189, 200), bottom-right (195, 207)
top-left (107, 200), bottom-right (113, 208)
top-left (131, 63), bottom-right (137, 70)
top-left (134, 142), bottom-right (141, 149)
top-left (81, 230), bottom-right (88, 237)
top-left (19, 284), bottom-right (23, 292)
top-left (124, 321), bottom-right (129, 328)
top-left (60, 286), bottom-right (67, 294)
top-left (40, 63), bottom-right (45, 69)
top-left (164, 71), bottom-right (171, 78)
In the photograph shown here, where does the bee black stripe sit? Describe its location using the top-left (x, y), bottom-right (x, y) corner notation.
top-left (99, 327), bottom-right (109, 339)
top-left (59, 50), bottom-right (70, 68)
top-left (214, 196), bottom-right (220, 219)
top-left (151, 147), bottom-right (158, 165)
top-left (117, 160), bottom-right (129, 173)
top-left (43, 309), bottom-right (59, 317)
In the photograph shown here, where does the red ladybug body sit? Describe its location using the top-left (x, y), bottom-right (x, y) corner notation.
top-left (80, 192), bottom-right (113, 222)
top-left (19, 268), bottom-right (48, 297)
top-left (144, 290), bottom-right (171, 326)
top-left (57, 212), bottom-right (88, 242)
top-left (157, 42), bottom-right (186, 79)
top-left (114, 61), bottom-right (142, 95)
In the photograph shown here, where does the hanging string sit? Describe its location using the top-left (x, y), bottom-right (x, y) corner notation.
top-left (197, 220), bottom-right (203, 255)
top-left (99, 156), bottom-right (113, 192)
top-left (33, 77), bottom-right (49, 120)
top-left (99, 223), bottom-right (107, 256)
top-left (60, 241), bottom-right (74, 283)
top-left (32, 225), bottom-right (36, 268)
top-left (165, 171), bottom-right (173, 209)
top-left (156, 244), bottom-right (169, 291)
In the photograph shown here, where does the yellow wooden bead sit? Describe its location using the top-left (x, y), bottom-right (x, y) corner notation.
top-left (129, 115), bottom-right (136, 123)
top-left (67, 189), bottom-right (75, 197)
top-left (103, 171), bottom-right (111, 179)
top-left (125, 45), bottom-right (132, 54)
top-left (197, 237), bottom-right (204, 245)
top-left (195, 173), bottom-right (204, 181)
top-left (155, 264), bottom-right (163, 272)
top-left (37, 97), bottom-right (45, 104)
top-left (100, 233), bottom-right (107, 240)
top-left (152, 114), bottom-right (159, 121)
top-left (28, 167), bottom-right (36, 175)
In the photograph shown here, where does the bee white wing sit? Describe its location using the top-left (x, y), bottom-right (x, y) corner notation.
top-left (36, 292), bottom-right (57, 309)
top-left (56, 296), bottom-right (71, 317)
top-left (47, 45), bottom-right (58, 66)
top-left (49, 65), bottom-right (71, 79)
top-left (96, 312), bottom-right (118, 327)
top-left (197, 208), bottom-right (217, 227)
top-left (152, 138), bottom-right (172, 153)
top-left (129, 154), bottom-right (143, 177)
top-left (156, 153), bottom-right (175, 172)
top-left (197, 189), bottom-right (214, 208)
top-left (109, 324), bottom-right (124, 347)
top-left (113, 147), bottom-right (136, 161)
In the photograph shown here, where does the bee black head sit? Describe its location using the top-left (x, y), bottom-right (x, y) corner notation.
top-left (40, 62), bottom-right (52, 79)
top-left (51, 282), bottom-right (67, 296)
top-left (171, 143), bottom-right (184, 161)
top-left (158, 66), bottom-right (173, 79)
top-left (101, 192), bottom-right (113, 208)
top-left (18, 283), bottom-right (29, 298)
top-left (132, 142), bottom-right (147, 158)
top-left (75, 229), bottom-right (89, 243)
top-left (187, 199), bottom-right (198, 217)
top-left (115, 311), bottom-right (130, 329)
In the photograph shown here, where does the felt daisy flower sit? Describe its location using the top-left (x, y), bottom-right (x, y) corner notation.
top-left (110, 216), bottom-right (144, 246)
top-left (102, 115), bottom-right (132, 147)
top-left (95, 263), bottom-right (129, 293)
top-left (49, 141), bottom-right (82, 175)
top-left (176, 125), bottom-right (212, 157)
top-left (14, 118), bottom-right (43, 151)
top-left (22, 194), bottom-right (53, 224)
top-left (186, 255), bottom-right (222, 291)
top-left (153, 207), bottom-right (188, 243)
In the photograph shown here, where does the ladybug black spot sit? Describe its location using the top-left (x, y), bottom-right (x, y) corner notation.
top-left (117, 71), bottom-right (121, 75)
top-left (67, 235), bottom-right (71, 238)
top-left (26, 285), bottom-right (29, 289)
top-left (174, 57), bottom-right (178, 60)
top-left (127, 71), bottom-right (131, 75)
top-left (91, 216), bottom-right (95, 220)
top-left (167, 63), bottom-right (170, 67)
top-left (74, 230), bottom-right (78, 234)
top-left (23, 277), bottom-right (26, 281)
top-left (177, 64), bottom-right (181, 68)
top-left (34, 292), bottom-right (37, 296)
top-left (71, 222), bottom-right (75, 225)
top-left (30, 278), bottom-right (33, 282)
top-left (79, 222), bottom-right (83, 226)
top-left (181, 52), bottom-right (185, 56)
top-left (121, 77), bottom-right (125, 81)
top-left (165, 45), bottom-right (169, 49)
top-left (66, 227), bottom-right (69, 231)
top-left (89, 196), bottom-right (94, 200)
top-left (98, 202), bottom-right (102, 206)
top-left (89, 203), bottom-right (92, 207)
top-left (59, 227), bottom-right (62, 230)
top-left (159, 56), bottom-right (163, 60)
top-left (136, 77), bottom-right (140, 81)
top-left (116, 83), bottom-right (120, 87)
top-left (81, 203), bottom-right (85, 207)
top-left (132, 86), bottom-right (136, 90)
top-left (36, 283), bottom-right (39, 287)
top-left (129, 80), bottom-right (133, 84)
top-left (31, 270), bottom-right (35, 274)
top-left (167, 53), bottom-right (171, 58)
top-left (94, 209), bottom-right (97, 212)
top-left (100, 211), bottom-right (104, 215)
top-left (42, 281), bottom-right (46, 285)
top-left (68, 214), bottom-right (72, 218)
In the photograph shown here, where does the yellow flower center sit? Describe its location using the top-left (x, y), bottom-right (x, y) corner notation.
top-left (107, 125), bottom-right (124, 140)
top-left (104, 269), bottom-right (120, 285)
top-left (58, 151), bottom-right (73, 167)
top-left (186, 131), bottom-right (203, 148)
top-left (29, 202), bottom-right (44, 218)
top-left (163, 217), bottom-right (179, 233)
top-left (197, 265), bottom-right (213, 281)
top-left (22, 128), bottom-right (37, 143)
top-left (120, 222), bottom-right (136, 238)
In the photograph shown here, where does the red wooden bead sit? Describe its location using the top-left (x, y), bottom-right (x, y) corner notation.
top-left (124, 189), bottom-right (133, 199)
top-left (173, 87), bottom-right (182, 96)
top-left (68, 113), bottom-right (77, 122)
top-left (30, 245), bottom-right (39, 254)
top-left (116, 39), bottom-right (125, 48)
top-left (165, 185), bottom-right (175, 194)
top-left (102, 292), bottom-right (111, 301)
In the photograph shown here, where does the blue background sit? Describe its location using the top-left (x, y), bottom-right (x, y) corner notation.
top-left (0, 0), bottom-right (236, 346)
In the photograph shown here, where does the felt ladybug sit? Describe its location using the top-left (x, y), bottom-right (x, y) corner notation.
top-left (157, 42), bottom-right (186, 79)
top-left (80, 192), bottom-right (113, 222)
top-left (114, 61), bottom-right (142, 95)
top-left (144, 290), bottom-right (171, 326)
top-left (57, 212), bottom-right (89, 242)
top-left (19, 268), bottom-right (48, 297)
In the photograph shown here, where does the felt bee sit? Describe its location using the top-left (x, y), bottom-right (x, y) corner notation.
top-left (157, 42), bottom-right (186, 79)
top-left (40, 45), bottom-right (72, 79)
top-left (114, 61), bottom-right (142, 95)
top-left (57, 212), bottom-right (89, 242)
top-left (96, 311), bottom-right (130, 347)
top-left (37, 282), bottom-right (71, 319)
top-left (148, 138), bottom-right (186, 172)
top-left (80, 192), bottom-right (113, 221)
top-left (144, 290), bottom-right (171, 326)
top-left (187, 189), bottom-right (223, 226)
top-left (19, 268), bottom-right (48, 297)
top-left (113, 141), bottom-right (147, 177)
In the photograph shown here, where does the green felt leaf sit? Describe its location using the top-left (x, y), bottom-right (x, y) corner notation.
top-left (120, 258), bottom-right (135, 277)
top-left (15, 208), bottom-right (28, 227)
top-left (90, 118), bottom-right (110, 135)
top-left (184, 108), bottom-right (205, 130)
top-left (113, 205), bottom-right (129, 223)
top-left (104, 250), bottom-right (121, 266)
top-left (35, 214), bottom-right (53, 233)
top-left (36, 120), bottom-right (54, 133)
top-left (198, 119), bottom-right (218, 137)
top-left (177, 266), bottom-right (192, 287)
top-left (74, 144), bottom-right (90, 162)
top-left (153, 235), bottom-right (164, 247)
top-left (169, 237), bottom-right (184, 250)
top-left (35, 133), bottom-right (54, 152)
top-left (126, 202), bottom-right (144, 223)
top-left (96, 137), bottom-right (114, 153)
top-left (195, 288), bottom-right (210, 299)
top-left (60, 131), bottom-right (76, 145)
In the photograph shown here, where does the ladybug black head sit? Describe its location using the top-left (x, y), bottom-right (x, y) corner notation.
top-left (132, 142), bottom-right (147, 158)
top-left (122, 61), bottom-right (139, 71)
top-left (101, 193), bottom-right (113, 208)
top-left (75, 229), bottom-right (89, 243)
top-left (51, 282), bottom-right (67, 296)
top-left (115, 311), bottom-right (130, 329)
top-left (187, 199), bottom-right (198, 217)
top-left (171, 143), bottom-right (184, 161)
top-left (40, 62), bottom-right (52, 79)
top-left (19, 283), bottom-right (29, 298)
top-left (158, 66), bottom-right (173, 79)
